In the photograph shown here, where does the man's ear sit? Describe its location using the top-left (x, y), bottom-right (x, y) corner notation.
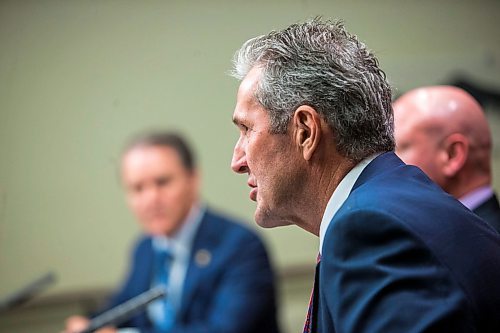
top-left (441, 133), bottom-right (468, 177)
top-left (292, 105), bottom-right (322, 161)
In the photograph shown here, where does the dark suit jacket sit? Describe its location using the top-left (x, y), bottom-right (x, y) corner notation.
top-left (102, 209), bottom-right (280, 333)
top-left (473, 193), bottom-right (500, 234)
top-left (316, 152), bottom-right (500, 333)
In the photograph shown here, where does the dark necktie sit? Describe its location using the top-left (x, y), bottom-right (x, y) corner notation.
top-left (152, 249), bottom-right (175, 330)
top-left (303, 254), bottom-right (321, 333)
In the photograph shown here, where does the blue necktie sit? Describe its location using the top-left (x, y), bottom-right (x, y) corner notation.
top-left (152, 249), bottom-right (175, 331)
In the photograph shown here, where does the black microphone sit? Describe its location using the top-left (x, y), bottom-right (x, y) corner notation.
top-left (0, 272), bottom-right (57, 313)
top-left (78, 285), bottom-right (167, 333)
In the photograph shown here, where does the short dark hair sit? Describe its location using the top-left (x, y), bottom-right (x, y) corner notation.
top-left (123, 131), bottom-right (196, 171)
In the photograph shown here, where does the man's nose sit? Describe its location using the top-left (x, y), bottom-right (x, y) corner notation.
top-left (143, 186), bottom-right (161, 204)
top-left (231, 142), bottom-right (248, 174)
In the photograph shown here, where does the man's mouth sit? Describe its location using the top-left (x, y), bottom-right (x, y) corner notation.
top-left (247, 179), bottom-right (257, 201)
top-left (249, 187), bottom-right (258, 201)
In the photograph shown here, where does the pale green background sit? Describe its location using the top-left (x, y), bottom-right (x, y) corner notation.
top-left (1, 0), bottom-right (500, 317)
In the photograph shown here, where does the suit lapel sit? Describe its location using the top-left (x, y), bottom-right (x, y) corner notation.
top-left (130, 238), bottom-right (155, 327)
top-left (137, 238), bottom-right (155, 293)
top-left (179, 211), bottom-right (217, 316)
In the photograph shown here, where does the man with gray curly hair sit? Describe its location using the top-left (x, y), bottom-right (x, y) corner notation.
top-left (230, 19), bottom-right (500, 333)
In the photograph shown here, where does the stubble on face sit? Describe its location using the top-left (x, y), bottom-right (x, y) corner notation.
top-left (252, 134), bottom-right (307, 229)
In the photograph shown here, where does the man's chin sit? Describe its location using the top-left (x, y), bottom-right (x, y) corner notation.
top-left (143, 220), bottom-right (174, 236)
top-left (254, 207), bottom-right (290, 229)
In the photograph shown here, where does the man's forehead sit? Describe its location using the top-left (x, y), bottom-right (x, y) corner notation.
top-left (232, 105), bottom-right (257, 127)
top-left (237, 66), bottom-right (262, 96)
top-left (234, 76), bottom-right (262, 120)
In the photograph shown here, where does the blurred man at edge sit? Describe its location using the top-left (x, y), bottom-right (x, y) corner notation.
top-left (394, 86), bottom-right (500, 232)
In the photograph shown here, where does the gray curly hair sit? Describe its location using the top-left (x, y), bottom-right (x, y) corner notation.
top-left (231, 18), bottom-right (395, 161)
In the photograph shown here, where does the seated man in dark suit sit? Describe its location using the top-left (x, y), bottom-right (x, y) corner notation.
top-left (229, 19), bottom-right (500, 332)
top-left (65, 131), bottom-right (280, 333)
top-left (393, 86), bottom-right (500, 232)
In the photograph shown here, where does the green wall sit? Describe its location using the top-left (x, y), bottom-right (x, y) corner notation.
top-left (1, 0), bottom-right (500, 297)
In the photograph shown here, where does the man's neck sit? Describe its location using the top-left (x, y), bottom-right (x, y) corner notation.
top-left (447, 173), bottom-right (491, 199)
top-left (299, 156), bottom-right (357, 236)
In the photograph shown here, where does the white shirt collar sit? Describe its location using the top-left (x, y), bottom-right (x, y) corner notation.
top-left (319, 154), bottom-right (379, 254)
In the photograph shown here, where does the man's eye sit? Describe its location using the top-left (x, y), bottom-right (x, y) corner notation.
top-left (240, 124), bottom-right (249, 133)
top-left (156, 177), bottom-right (171, 187)
top-left (131, 184), bottom-right (143, 194)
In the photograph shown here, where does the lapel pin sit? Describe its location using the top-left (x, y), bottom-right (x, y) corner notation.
top-left (195, 249), bottom-right (211, 267)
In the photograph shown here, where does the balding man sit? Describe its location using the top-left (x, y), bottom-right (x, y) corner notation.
top-left (394, 85), bottom-right (500, 232)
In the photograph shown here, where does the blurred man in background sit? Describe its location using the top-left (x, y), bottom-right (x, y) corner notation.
top-left (394, 86), bottom-right (500, 232)
top-left (65, 131), bottom-right (280, 333)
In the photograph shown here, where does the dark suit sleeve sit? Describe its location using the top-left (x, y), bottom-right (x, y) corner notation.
top-left (93, 237), bottom-right (151, 329)
top-left (321, 209), bottom-right (474, 333)
top-left (140, 231), bottom-right (278, 333)
top-left (106, 240), bottom-right (145, 308)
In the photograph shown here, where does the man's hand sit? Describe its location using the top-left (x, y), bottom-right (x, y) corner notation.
top-left (64, 315), bottom-right (117, 333)
top-left (64, 315), bottom-right (90, 333)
